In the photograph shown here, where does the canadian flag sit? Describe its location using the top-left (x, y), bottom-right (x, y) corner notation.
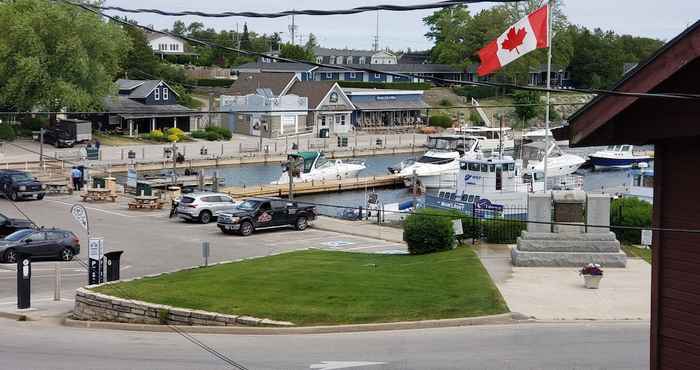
top-left (477, 4), bottom-right (549, 76)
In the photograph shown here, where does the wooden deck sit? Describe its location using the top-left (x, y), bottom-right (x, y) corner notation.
top-left (223, 175), bottom-right (404, 198)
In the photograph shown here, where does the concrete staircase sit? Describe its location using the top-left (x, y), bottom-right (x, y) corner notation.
top-left (511, 231), bottom-right (627, 267)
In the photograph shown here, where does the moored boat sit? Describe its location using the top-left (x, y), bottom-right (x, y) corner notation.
top-left (589, 145), bottom-right (652, 169)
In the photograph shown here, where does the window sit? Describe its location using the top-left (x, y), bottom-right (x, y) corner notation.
top-left (480, 164), bottom-right (488, 172)
top-left (325, 73), bottom-right (333, 79)
top-left (489, 164), bottom-right (496, 172)
top-left (259, 202), bottom-right (272, 211)
top-left (175, 44), bottom-right (180, 51)
top-left (359, 56), bottom-right (366, 64)
top-left (329, 56), bottom-right (336, 64)
top-left (316, 56), bottom-right (323, 64)
top-left (467, 195), bottom-right (475, 203)
top-left (374, 73), bottom-right (381, 79)
top-left (336, 114), bottom-right (345, 125)
top-left (28, 232), bottom-right (47, 241)
top-left (321, 116), bottom-right (326, 126)
top-left (163, 88), bottom-right (169, 100)
top-left (271, 200), bottom-right (286, 209)
top-left (47, 231), bottom-right (65, 240)
top-left (349, 72), bottom-right (356, 79)
top-left (337, 56), bottom-right (344, 64)
top-left (154, 88), bottom-right (160, 101)
top-left (468, 162), bottom-right (480, 171)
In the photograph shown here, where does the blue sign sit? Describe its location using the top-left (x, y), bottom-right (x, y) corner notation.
top-left (476, 198), bottom-right (504, 212)
top-left (464, 174), bottom-right (481, 185)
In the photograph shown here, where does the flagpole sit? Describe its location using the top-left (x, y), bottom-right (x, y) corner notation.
top-left (543, 0), bottom-right (553, 192)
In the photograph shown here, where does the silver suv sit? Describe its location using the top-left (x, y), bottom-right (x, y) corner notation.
top-left (176, 192), bottom-right (236, 224)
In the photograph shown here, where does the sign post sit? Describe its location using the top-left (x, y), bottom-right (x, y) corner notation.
top-left (88, 238), bottom-right (104, 285)
top-left (201, 241), bottom-right (210, 267)
top-left (641, 229), bottom-right (652, 248)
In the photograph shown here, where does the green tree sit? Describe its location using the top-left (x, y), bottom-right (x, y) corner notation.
top-left (304, 33), bottom-right (318, 54)
top-left (172, 20), bottom-right (186, 36)
top-left (0, 0), bottom-right (130, 112)
top-left (279, 43), bottom-right (313, 62)
top-left (512, 90), bottom-right (540, 123)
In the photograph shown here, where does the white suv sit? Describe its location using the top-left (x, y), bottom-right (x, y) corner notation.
top-left (176, 192), bottom-right (236, 224)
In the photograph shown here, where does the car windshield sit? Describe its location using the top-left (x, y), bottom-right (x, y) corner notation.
top-left (5, 229), bottom-right (32, 241)
top-left (237, 200), bottom-right (261, 210)
top-left (9, 173), bottom-right (33, 182)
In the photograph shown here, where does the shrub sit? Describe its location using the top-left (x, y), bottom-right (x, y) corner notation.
top-left (481, 218), bottom-right (526, 244)
top-left (20, 117), bottom-right (48, 131)
top-left (0, 125), bottom-right (16, 141)
top-left (428, 114), bottom-right (452, 129)
top-left (205, 131), bottom-right (220, 141)
top-left (438, 98), bottom-right (452, 107)
top-left (167, 134), bottom-right (180, 142)
top-left (610, 197), bottom-right (652, 244)
top-left (166, 127), bottom-right (186, 141)
top-left (205, 126), bottom-right (232, 140)
top-left (194, 78), bottom-right (234, 88)
top-left (453, 85), bottom-right (502, 99)
top-left (404, 208), bottom-right (459, 255)
top-left (191, 130), bottom-right (208, 139)
top-left (144, 129), bottom-right (165, 141)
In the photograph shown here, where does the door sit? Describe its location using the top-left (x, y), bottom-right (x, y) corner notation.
top-left (46, 231), bottom-right (67, 257)
top-left (216, 196), bottom-right (235, 213)
top-left (0, 175), bottom-right (9, 195)
top-left (254, 202), bottom-right (274, 228)
top-left (23, 231), bottom-right (51, 257)
top-left (496, 165), bottom-right (503, 191)
top-left (270, 200), bottom-right (290, 226)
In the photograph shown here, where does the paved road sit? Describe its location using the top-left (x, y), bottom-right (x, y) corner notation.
top-left (0, 195), bottom-right (405, 304)
top-left (0, 320), bottom-right (648, 370)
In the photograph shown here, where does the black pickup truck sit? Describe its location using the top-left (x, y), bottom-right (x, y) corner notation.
top-left (216, 198), bottom-right (318, 236)
top-left (0, 213), bottom-right (33, 237)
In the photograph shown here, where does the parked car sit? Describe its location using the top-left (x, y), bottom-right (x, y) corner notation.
top-left (176, 192), bottom-right (236, 224)
top-left (0, 213), bottom-right (33, 237)
top-left (43, 128), bottom-right (76, 148)
top-left (0, 228), bottom-right (80, 263)
top-left (0, 170), bottom-right (47, 201)
top-left (217, 198), bottom-right (318, 236)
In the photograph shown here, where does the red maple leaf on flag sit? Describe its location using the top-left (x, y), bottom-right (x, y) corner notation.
top-left (501, 26), bottom-right (528, 54)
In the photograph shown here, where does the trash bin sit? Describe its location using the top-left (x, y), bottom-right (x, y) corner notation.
top-left (136, 182), bottom-right (152, 196)
top-left (93, 177), bottom-right (106, 189)
top-left (104, 177), bottom-right (117, 194)
top-left (104, 251), bottom-right (124, 282)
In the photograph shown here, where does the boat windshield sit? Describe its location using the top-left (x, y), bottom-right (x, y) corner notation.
top-left (314, 156), bottom-right (329, 169)
top-left (416, 156), bottom-right (454, 165)
top-left (522, 146), bottom-right (545, 161)
top-left (426, 138), bottom-right (476, 151)
top-left (426, 138), bottom-right (452, 150)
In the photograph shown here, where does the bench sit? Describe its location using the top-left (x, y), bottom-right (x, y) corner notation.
top-left (45, 182), bottom-right (73, 195)
top-left (81, 190), bottom-right (118, 202)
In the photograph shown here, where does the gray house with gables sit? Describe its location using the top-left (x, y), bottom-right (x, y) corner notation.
top-left (101, 79), bottom-right (202, 136)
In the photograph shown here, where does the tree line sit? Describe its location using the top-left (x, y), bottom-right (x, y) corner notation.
top-left (424, 0), bottom-right (664, 89)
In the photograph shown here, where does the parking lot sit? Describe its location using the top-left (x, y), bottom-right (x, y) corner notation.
top-left (0, 195), bottom-right (406, 304)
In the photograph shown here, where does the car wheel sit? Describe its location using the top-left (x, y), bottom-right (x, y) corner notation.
top-left (295, 216), bottom-right (308, 231)
top-left (37, 194), bottom-right (45, 200)
top-left (240, 221), bottom-right (253, 236)
top-left (199, 211), bottom-right (212, 224)
top-left (60, 248), bottom-right (74, 261)
top-left (3, 248), bottom-right (17, 263)
top-left (10, 192), bottom-right (18, 201)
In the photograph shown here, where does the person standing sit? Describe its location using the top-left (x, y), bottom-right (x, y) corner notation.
top-left (71, 166), bottom-right (82, 191)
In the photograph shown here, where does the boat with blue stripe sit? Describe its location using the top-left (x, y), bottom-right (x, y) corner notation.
top-left (588, 145), bottom-right (652, 169)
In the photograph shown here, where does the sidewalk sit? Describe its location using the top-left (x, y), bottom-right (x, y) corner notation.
top-left (312, 216), bottom-right (405, 244)
top-left (475, 244), bottom-right (651, 321)
top-left (0, 296), bottom-right (74, 322)
top-left (1, 133), bottom-right (427, 167)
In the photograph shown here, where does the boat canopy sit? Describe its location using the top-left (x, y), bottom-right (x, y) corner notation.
top-left (289, 151), bottom-right (321, 173)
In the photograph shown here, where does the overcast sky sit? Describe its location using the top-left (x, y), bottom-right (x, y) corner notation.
top-left (105, 0), bottom-right (700, 51)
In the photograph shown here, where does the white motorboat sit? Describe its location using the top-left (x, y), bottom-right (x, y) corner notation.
top-left (521, 127), bottom-right (569, 146)
top-left (520, 141), bottom-right (586, 178)
top-left (588, 145), bottom-right (652, 170)
top-left (389, 135), bottom-right (483, 189)
top-left (272, 151), bottom-right (365, 184)
top-left (452, 126), bottom-right (515, 152)
top-left (423, 155), bottom-right (583, 218)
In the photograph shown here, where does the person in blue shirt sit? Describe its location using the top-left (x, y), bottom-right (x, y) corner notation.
top-left (71, 167), bottom-right (83, 191)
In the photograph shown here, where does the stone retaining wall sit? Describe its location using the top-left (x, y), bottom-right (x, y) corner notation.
top-left (74, 288), bottom-right (294, 327)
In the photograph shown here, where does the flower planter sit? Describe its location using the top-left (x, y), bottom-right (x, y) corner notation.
top-left (583, 274), bottom-right (603, 289)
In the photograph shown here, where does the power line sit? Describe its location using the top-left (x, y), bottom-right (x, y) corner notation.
top-left (0, 101), bottom-right (589, 115)
top-left (87, 0), bottom-right (512, 19)
top-left (65, 1), bottom-right (700, 101)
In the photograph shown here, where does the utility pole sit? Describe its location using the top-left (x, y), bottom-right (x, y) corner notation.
top-left (39, 128), bottom-right (45, 170)
top-left (372, 10), bottom-right (380, 51)
top-left (289, 14), bottom-right (297, 46)
top-left (287, 156), bottom-right (297, 201)
top-left (171, 141), bottom-right (178, 185)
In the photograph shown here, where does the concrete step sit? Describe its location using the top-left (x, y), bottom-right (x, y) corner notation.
top-left (516, 238), bottom-right (621, 253)
top-left (519, 231), bottom-right (618, 241)
top-left (511, 248), bottom-right (627, 267)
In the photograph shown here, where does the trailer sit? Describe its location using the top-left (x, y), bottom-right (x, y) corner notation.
top-left (56, 119), bottom-right (92, 143)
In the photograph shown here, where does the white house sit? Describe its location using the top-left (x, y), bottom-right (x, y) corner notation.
top-left (371, 50), bottom-right (397, 65)
top-left (146, 33), bottom-right (185, 55)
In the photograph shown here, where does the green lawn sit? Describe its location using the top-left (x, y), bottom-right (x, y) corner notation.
top-left (94, 247), bottom-right (508, 326)
top-left (622, 245), bottom-right (652, 264)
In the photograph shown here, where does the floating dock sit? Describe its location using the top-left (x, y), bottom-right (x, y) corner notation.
top-left (223, 175), bottom-right (404, 198)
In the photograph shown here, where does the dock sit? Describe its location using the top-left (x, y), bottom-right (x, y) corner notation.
top-left (223, 175), bottom-right (404, 198)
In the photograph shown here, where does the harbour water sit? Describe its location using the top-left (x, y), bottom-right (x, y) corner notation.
top-left (187, 146), bottom-right (653, 217)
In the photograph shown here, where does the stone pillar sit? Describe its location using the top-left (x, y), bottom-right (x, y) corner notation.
top-left (527, 192), bottom-right (551, 233)
top-left (151, 117), bottom-right (156, 132)
top-left (587, 193), bottom-right (612, 233)
top-left (173, 117), bottom-right (177, 129)
top-left (128, 120), bottom-right (134, 137)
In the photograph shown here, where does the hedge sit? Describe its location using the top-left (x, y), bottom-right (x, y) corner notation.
top-left (205, 126), bottom-right (232, 140)
top-left (194, 79), bottom-right (234, 88)
top-left (0, 125), bottom-right (16, 141)
top-left (428, 114), bottom-right (452, 128)
top-left (610, 197), bottom-right (652, 244)
top-left (338, 81), bottom-right (432, 90)
top-left (455, 215), bottom-right (526, 244)
top-left (453, 85), bottom-right (502, 100)
top-left (404, 208), bottom-right (460, 255)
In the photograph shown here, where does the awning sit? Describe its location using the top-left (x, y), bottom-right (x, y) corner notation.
top-left (352, 100), bottom-right (430, 111)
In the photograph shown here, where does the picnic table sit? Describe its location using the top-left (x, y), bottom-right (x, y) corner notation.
top-left (45, 180), bottom-right (73, 195)
top-left (128, 195), bottom-right (163, 210)
top-left (81, 188), bottom-right (118, 202)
